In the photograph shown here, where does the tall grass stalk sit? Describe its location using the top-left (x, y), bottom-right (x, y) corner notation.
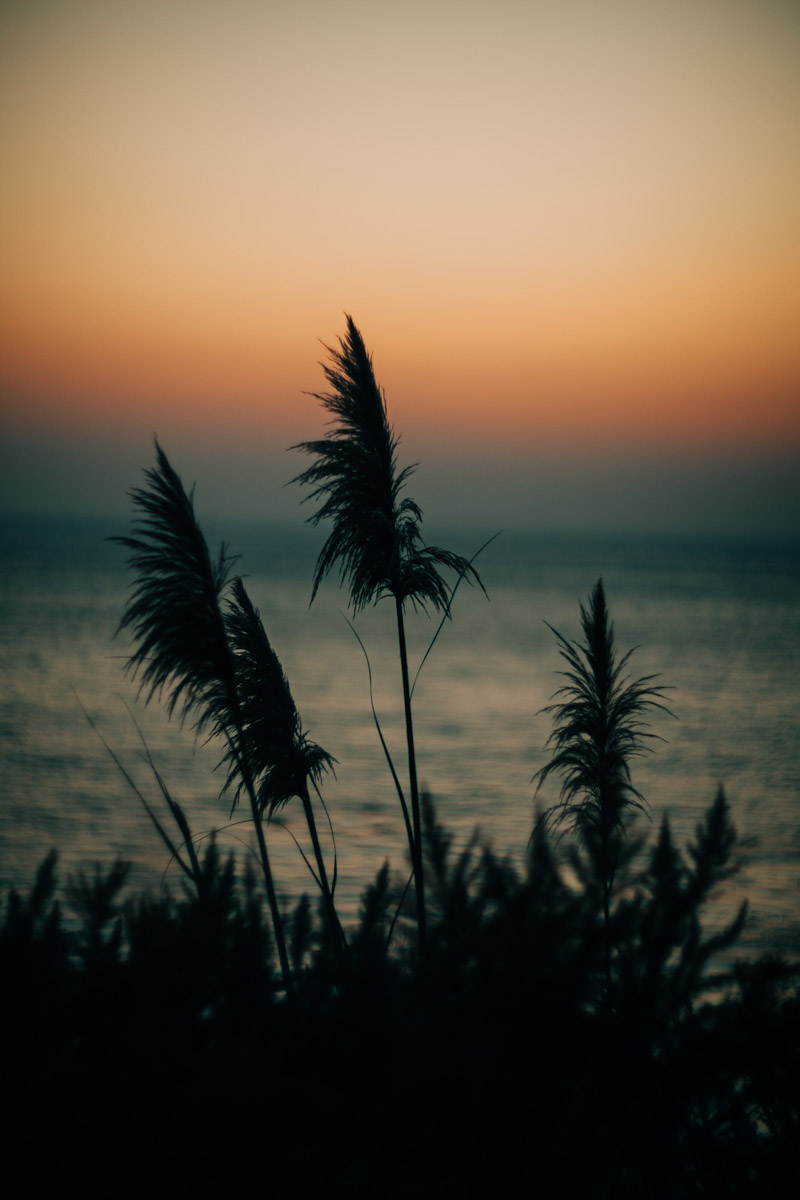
top-left (535, 578), bottom-right (673, 992)
top-left (223, 578), bottom-right (343, 954)
top-left (115, 441), bottom-right (338, 989)
top-left (292, 315), bottom-right (483, 954)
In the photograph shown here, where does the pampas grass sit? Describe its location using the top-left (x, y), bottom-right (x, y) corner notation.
top-left (292, 315), bottom-right (483, 953)
top-left (534, 577), bottom-right (674, 991)
top-left (114, 440), bottom-right (341, 987)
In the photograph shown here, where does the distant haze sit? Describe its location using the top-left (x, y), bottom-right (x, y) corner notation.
top-left (1, 425), bottom-right (797, 540)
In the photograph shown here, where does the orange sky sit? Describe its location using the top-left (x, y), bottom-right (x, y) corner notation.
top-left (1, 0), bottom-right (799, 526)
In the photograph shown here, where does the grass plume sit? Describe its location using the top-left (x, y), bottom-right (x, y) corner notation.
top-left (535, 577), bottom-right (674, 991)
top-left (114, 440), bottom-right (343, 987)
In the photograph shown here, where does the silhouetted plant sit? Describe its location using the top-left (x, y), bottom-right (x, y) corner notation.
top-left (421, 792), bottom-right (487, 984)
top-left (67, 858), bottom-right (129, 970)
top-left (289, 892), bottom-right (314, 974)
top-left (123, 840), bottom-right (275, 1033)
top-left (224, 577), bottom-right (343, 952)
top-left (80, 698), bottom-right (212, 906)
top-left (292, 314), bottom-right (483, 954)
top-left (614, 789), bottom-right (748, 1041)
top-left (667, 788), bottom-right (747, 1007)
top-left (114, 440), bottom-right (339, 989)
top-left (535, 577), bottom-right (673, 992)
top-left (0, 849), bottom-right (67, 989)
top-left (4, 788), bottom-right (798, 1198)
top-left (349, 861), bottom-right (394, 979)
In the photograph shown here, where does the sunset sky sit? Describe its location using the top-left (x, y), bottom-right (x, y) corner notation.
top-left (1, 0), bottom-right (798, 533)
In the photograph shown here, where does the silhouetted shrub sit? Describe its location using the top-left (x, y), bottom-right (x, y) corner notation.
top-left (3, 788), bottom-right (796, 1197)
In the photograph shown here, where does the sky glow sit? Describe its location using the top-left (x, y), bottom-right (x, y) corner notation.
top-left (1, 0), bottom-right (798, 530)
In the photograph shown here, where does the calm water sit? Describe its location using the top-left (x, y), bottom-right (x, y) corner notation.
top-left (1, 512), bottom-right (798, 956)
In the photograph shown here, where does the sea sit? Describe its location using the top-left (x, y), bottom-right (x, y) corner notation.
top-left (1, 511), bottom-right (798, 959)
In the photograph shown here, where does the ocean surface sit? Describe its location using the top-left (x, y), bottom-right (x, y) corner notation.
top-left (1, 512), bottom-right (799, 958)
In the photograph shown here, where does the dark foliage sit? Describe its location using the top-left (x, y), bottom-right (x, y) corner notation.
top-left (2, 793), bottom-right (797, 1199)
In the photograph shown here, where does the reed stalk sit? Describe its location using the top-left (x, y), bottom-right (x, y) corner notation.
top-left (292, 315), bottom-right (482, 955)
top-left (535, 578), bottom-right (673, 993)
top-left (115, 441), bottom-right (338, 990)
top-left (395, 592), bottom-right (426, 948)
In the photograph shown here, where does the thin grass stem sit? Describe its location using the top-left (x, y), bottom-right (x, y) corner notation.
top-left (342, 612), bottom-right (413, 850)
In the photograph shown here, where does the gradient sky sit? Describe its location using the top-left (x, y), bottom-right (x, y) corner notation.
top-left (1, 0), bottom-right (798, 533)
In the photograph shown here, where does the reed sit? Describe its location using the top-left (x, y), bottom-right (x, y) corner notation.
top-left (534, 577), bottom-right (674, 993)
top-left (292, 315), bottom-right (483, 954)
top-left (114, 441), bottom-right (339, 989)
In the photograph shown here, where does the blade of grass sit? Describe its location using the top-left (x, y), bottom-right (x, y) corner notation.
top-left (410, 531), bottom-right (499, 700)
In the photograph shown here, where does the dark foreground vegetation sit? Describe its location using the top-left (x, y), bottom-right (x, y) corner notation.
top-left (2, 795), bottom-right (798, 1198)
top-left (3, 318), bottom-right (797, 1196)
